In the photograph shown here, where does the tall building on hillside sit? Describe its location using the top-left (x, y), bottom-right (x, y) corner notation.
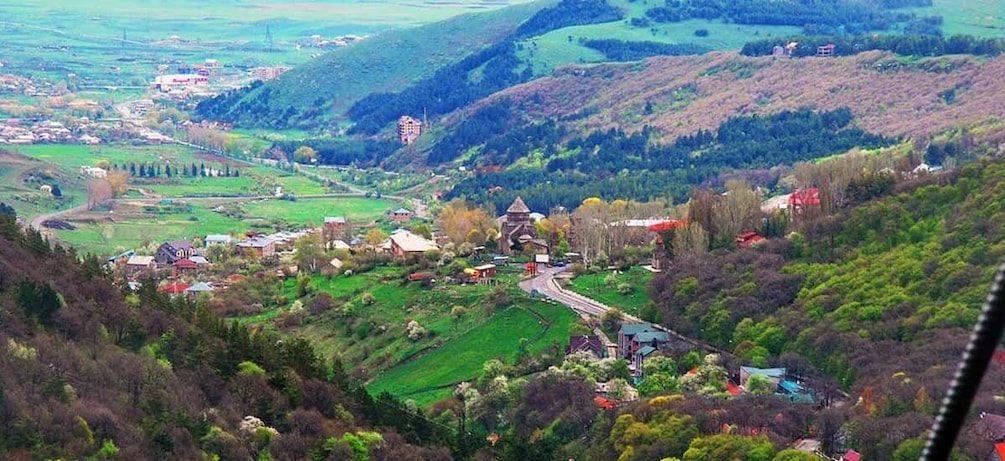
top-left (500, 196), bottom-right (536, 254)
top-left (397, 115), bottom-right (422, 145)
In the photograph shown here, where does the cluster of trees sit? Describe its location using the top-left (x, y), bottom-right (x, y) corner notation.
top-left (428, 99), bottom-right (566, 165)
top-left (195, 82), bottom-right (330, 130)
top-left (641, 0), bottom-right (932, 35)
top-left (271, 138), bottom-right (400, 167)
top-left (445, 108), bottom-right (892, 212)
top-left (580, 39), bottom-right (709, 61)
top-left (104, 161), bottom-right (240, 179)
top-left (347, 0), bottom-right (624, 136)
top-left (741, 33), bottom-right (1005, 58)
top-left (641, 158), bottom-right (1005, 459)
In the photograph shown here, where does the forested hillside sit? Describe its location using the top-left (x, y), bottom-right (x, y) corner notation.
top-left (0, 206), bottom-right (457, 459)
top-left (648, 159), bottom-right (1005, 459)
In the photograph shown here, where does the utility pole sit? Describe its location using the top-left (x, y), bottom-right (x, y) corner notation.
top-left (264, 24), bottom-right (275, 52)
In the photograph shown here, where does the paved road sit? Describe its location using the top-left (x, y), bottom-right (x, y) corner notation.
top-left (518, 266), bottom-right (722, 355)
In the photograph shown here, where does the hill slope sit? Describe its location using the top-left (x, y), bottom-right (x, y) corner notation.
top-left (472, 50), bottom-right (1005, 143)
top-left (196, 0), bottom-right (552, 128)
top-left (0, 208), bottom-right (455, 459)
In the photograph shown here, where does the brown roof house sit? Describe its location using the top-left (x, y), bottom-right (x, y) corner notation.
top-left (154, 240), bottom-right (196, 265)
top-left (388, 229), bottom-right (439, 258)
top-left (500, 196), bottom-right (536, 255)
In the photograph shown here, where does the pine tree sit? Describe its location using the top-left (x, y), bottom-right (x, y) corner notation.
top-left (138, 164), bottom-right (146, 177)
top-left (165, 164), bottom-right (172, 177)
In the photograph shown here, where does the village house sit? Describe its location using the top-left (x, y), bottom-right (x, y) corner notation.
top-left (618, 324), bottom-right (671, 376)
top-left (185, 282), bottom-right (215, 299)
top-left (204, 234), bottom-right (234, 246)
top-left (736, 231), bottom-right (766, 248)
top-left (499, 196), bottom-right (537, 255)
top-left (788, 187), bottom-right (821, 211)
top-left (566, 335), bottom-right (605, 358)
top-left (324, 216), bottom-right (347, 231)
top-left (154, 240), bottom-right (197, 265)
top-left (390, 208), bottom-right (413, 223)
top-left (397, 115), bottom-right (422, 145)
top-left (236, 235), bottom-right (277, 259)
top-left (125, 255), bottom-right (157, 276)
top-left (388, 229), bottom-right (439, 258)
top-left (106, 249), bottom-right (135, 267)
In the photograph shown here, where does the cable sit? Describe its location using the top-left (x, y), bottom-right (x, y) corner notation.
top-left (922, 264), bottom-right (1005, 460)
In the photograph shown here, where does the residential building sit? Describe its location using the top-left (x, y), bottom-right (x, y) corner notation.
top-left (397, 115), bottom-right (422, 145)
top-left (500, 196), bottom-right (536, 255)
top-left (154, 240), bottom-right (196, 265)
top-left (236, 235), bottom-right (277, 259)
top-left (391, 208), bottom-right (412, 223)
top-left (125, 255), bottom-right (157, 275)
top-left (204, 234), bottom-right (234, 246)
top-left (629, 331), bottom-right (671, 375)
top-left (788, 188), bottom-right (821, 210)
top-left (388, 230), bottom-right (438, 258)
top-left (80, 166), bottom-right (108, 178)
top-left (324, 216), bottom-right (347, 230)
top-left (253, 66), bottom-right (291, 82)
top-left (566, 335), bottom-right (605, 358)
top-left (740, 366), bottom-right (787, 389)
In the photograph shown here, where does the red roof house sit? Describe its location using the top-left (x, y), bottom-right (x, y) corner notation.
top-left (594, 396), bottom-right (619, 411)
top-left (158, 282), bottom-right (190, 295)
top-left (840, 449), bottom-right (861, 461)
top-left (736, 232), bottom-right (766, 248)
top-left (788, 188), bottom-right (821, 208)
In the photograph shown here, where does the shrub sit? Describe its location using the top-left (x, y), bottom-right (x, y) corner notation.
top-left (617, 282), bottom-right (634, 295)
top-left (694, 29), bottom-right (709, 37)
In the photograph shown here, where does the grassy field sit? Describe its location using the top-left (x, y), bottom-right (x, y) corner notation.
top-left (0, 150), bottom-right (86, 223)
top-left (366, 300), bottom-right (579, 406)
top-left (912, 0), bottom-right (1005, 38)
top-left (564, 266), bottom-right (655, 316)
top-left (53, 205), bottom-right (246, 255)
top-left (242, 196), bottom-right (396, 227)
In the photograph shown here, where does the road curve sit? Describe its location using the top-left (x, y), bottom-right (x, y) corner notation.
top-left (518, 266), bottom-right (722, 354)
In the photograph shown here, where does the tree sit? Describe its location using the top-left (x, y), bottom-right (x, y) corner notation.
top-left (294, 232), bottom-right (324, 274)
top-left (86, 179), bottom-right (113, 210)
top-left (601, 308), bottom-right (624, 332)
top-left (106, 170), bottom-right (129, 197)
top-left (683, 434), bottom-right (776, 461)
top-left (772, 449), bottom-right (820, 461)
top-left (412, 222), bottom-right (433, 240)
top-left (451, 305), bottom-right (467, 330)
top-left (746, 374), bottom-right (774, 395)
top-left (293, 146), bottom-right (318, 164)
top-left (363, 228), bottom-right (388, 247)
top-left (436, 199), bottom-right (496, 245)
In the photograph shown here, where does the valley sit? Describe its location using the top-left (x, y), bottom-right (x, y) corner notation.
top-left (2, 0), bottom-right (1005, 460)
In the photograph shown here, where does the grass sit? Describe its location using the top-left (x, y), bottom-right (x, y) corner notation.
top-left (564, 266), bottom-right (655, 316)
top-left (53, 205), bottom-right (246, 255)
top-left (366, 299), bottom-right (578, 406)
top-left (16, 144), bottom-right (209, 171)
top-left (910, 0), bottom-right (1005, 38)
top-left (241, 196), bottom-right (396, 227)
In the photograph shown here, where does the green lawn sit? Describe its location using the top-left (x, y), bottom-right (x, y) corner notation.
top-left (366, 300), bottom-right (578, 406)
top-left (17, 144), bottom-right (208, 170)
top-left (564, 266), bottom-right (656, 316)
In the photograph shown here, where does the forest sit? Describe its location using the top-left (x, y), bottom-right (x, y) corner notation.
top-left (270, 138), bottom-right (401, 167)
top-left (444, 108), bottom-right (893, 212)
top-left (0, 206), bottom-right (465, 460)
top-left (643, 0), bottom-right (932, 35)
top-left (580, 39), bottom-right (710, 61)
top-left (643, 159), bottom-right (1005, 459)
top-left (741, 33), bottom-right (1005, 58)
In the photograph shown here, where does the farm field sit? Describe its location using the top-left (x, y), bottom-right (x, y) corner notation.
top-left (913, 0), bottom-right (1005, 38)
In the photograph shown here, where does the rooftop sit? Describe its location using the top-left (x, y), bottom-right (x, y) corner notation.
top-left (506, 196), bottom-right (531, 214)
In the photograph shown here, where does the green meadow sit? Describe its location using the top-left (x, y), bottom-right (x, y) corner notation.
top-left (565, 266), bottom-right (655, 316)
top-left (241, 196), bottom-right (397, 227)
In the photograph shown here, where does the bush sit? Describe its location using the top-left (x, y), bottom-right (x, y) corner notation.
top-left (694, 29), bottom-right (709, 37)
top-left (617, 283), bottom-right (634, 295)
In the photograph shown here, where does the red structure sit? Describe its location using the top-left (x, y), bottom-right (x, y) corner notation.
top-left (788, 188), bottom-right (821, 208)
top-left (736, 232), bottom-right (766, 248)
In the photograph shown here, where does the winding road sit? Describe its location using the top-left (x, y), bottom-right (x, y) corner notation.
top-left (518, 266), bottom-right (722, 356)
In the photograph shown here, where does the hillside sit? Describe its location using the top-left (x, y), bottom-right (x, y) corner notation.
top-left (645, 158), bottom-right (1005, 459)
top-left (195, 0), bottom-right (552, 128)
top-left (0, 208), bottom-right (456, 459)
top-left (471, 50), bottom-right (1005, 143)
